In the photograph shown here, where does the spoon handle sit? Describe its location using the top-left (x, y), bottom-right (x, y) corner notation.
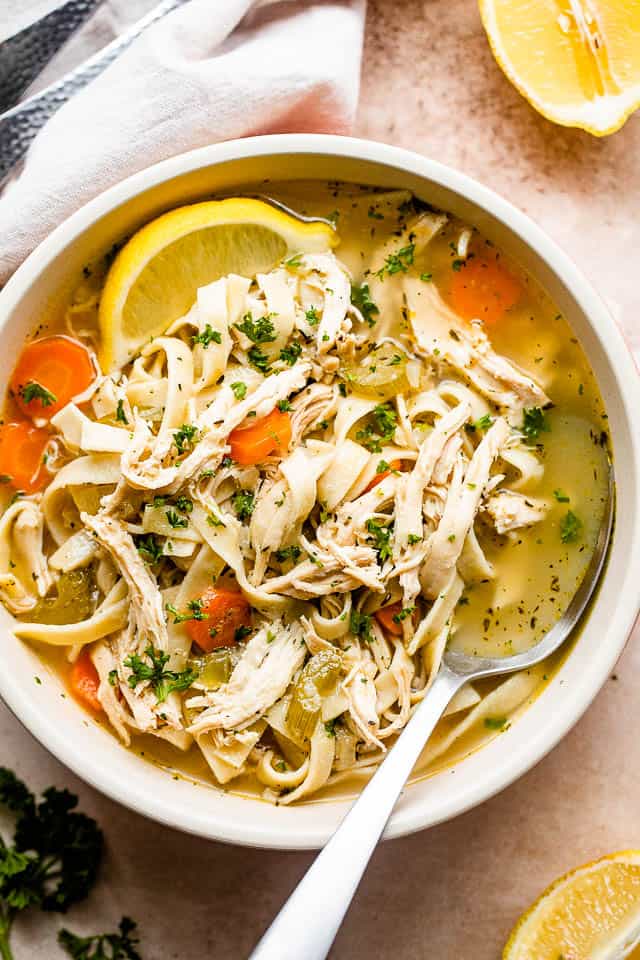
top-left (249, 666), bottom-right (465, 960)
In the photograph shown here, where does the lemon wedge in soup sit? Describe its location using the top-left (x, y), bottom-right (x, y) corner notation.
top-left (479, 0), bottom-right (640, 136)
top-left (503, 850), bottom-right (640, 959)
top-left (98, 198), bottom-right (337, 372)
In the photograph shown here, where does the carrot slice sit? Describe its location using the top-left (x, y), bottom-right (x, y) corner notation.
top-left (69, 649), bottom-right (102, 713)
top-left (186, 586), bottom-right (251, 652)
top-left (11, 335), bottom-right (95, 419)
top-left (0, 420), bottom-right (51, 493)
top-left (450, 253), bottom-right (522, 324)
top-left (363, 459), bottom-right (403, 494)
top-left (375, 602), bottom-right (405, 637)
top-left (228, 409), bottom-right (292, 466)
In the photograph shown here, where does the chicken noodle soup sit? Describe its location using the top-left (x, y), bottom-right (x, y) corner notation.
top-left (0, 184), bottom-right (609, 803)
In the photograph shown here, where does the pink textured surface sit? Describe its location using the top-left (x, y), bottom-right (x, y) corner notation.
top-left (1, 2), bottom-right (639, 957)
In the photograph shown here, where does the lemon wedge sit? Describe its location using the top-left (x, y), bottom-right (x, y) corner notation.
top-left (503, 850), bottom-right (640, 959)
top-left (479, 0), bottom-right (640, 136)
top-left (98, 198), bottom-right (337, 372)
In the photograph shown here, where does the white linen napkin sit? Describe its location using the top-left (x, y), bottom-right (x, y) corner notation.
top-left (0, 0), bottom-right (366, 283)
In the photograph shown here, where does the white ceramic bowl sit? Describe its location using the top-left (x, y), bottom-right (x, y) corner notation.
top-left (1, 135), bottom-right (639, 850)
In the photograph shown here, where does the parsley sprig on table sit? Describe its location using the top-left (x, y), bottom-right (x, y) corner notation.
top-left (0, 768), bottom-right (103, 960)
top-left (58, 917), bottom-right (142, 959)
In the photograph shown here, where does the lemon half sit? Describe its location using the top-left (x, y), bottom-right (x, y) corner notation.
top-left (98, 198), bottom-right (337, 372)
top-left (504, 850), bottom-right (640, 959)
top-left (479, 0), bottom-right (640, 136)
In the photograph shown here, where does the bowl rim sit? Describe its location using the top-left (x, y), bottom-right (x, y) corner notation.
top-left (1, 132), bottom-right (639, 850)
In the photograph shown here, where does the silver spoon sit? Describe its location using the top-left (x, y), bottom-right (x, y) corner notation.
top-left (250, 464), bottom-right (614, 960)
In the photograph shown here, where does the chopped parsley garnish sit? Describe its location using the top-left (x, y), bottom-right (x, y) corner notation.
top-left (277, 399), bottom-right (291, 412)
top-left (232, 490), bottom-right (255, 521)
top-left (166, 509), bottom-right (188, 529)
top-left (324, 719), bottom-right (338, 737)
top-left (376, 459), bottom-right (391, 474)
top-left (553, 489), bottom-right (570, 503)
top-left (230, 381), bottom-right (247, 400)
top-left (58, 917), bottom-right (141, 960)
top-left (284, 254), bottom-right (304, 271)
top-left (451, 258), bottom-right (465, 271)
top-left (466, 413), bottom-right (494, 433)
top-left (19, 381), bottom-right (56, 407)
top-left (235, 312), bottom-right (277, 344)
top-left (305, 306), bottom-right (320, 326)
top-left (123, 645), bottom-right (198, 702)
top-left (166, 599), bottom-right (207, 624)
top-left (420, 272), bottom-right (433, 282)
top-left (374, 242), bottom-right (415, 280)
top-left (275, 545), bottom-right (302, 563)
top-left (234, 625), bottom-right (252, 642)
top-left (365, 517), bottom-right (393, 563)
top-left (135, 534), bottom-right (163, 564)
top-left (115, 399), bottom-right (128, 424)
top-left (175, 495), bottom-right (193, 514)
top-left (173, 423), bottom-right (198, 456)
top-left (355, 403), bottom-right (397, 452)
top-left (350, 283), bottom-right (379, 327)
top-left (407, 533), bottom-right (422, 545)
top-left (192, 324), bottom-right (222, 347)
top-left (367, 205), bottom-right (384, 220)
top-left (248, 346), bottom-right (272, 375)
top-left (560, 510), bottom-right (582, 544)
top-left (279, 341), bottom-right (302, 366)
top-left (392, 605), bottom-right (415, 624)
top-left (484, 716), bottom-right (508, 730)
top-left (350, 609), bottom-right (373, 643)
top-left (521, 406), bottom-right (550, 443)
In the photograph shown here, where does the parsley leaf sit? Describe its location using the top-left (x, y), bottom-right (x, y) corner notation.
top-left (274, 545), bottom-right (301, 563)
top-left (350, 610), bottom-right (373, 643)
top-left (165, 509), bottom-right (188, 529)
top-left (18, 381), bottom-right (56, 408)
top-left (135, 534), bottom-right (163, 564)
top-left (374, 242), bottom-right (415, 280)
top-left (355, 403), bottom-right (397, 452)
top-left (392, 605), bottom-right (415, 624)
top-left (232, 490), bottom-right (255, 522)
top-left (560, 510), bottom-right (582, 544)
top-left (230, 381), bottom-right (247, 400)
top-left (248, 346), bottom-right (271, 375)
top-left (123, 645), bottom-right (198, 702)
top-left (350, 283), bottom-right (379, 327)
top-left (115, 399), bottom-right (128, 425)
top-left (235, 312), bottom-right (277, 345)
top-left (521, 407), bottom-right (550, 443)
top-left (58, 916), bottom-right (142, 959)
top-left (365, 518), bottom-right (393, 563)
top-left (173, 423), bottom-right (198, 456)
top-left (166, 599), bottom-right (207, 624)
top-left (192, 324), bottom-right (222, 348)
top-left (279, 341), bottom-right (302, 366)
top-left (277, 399), bottom-right (291, 412)
top-left (305, 306), bottom-right (320, 327)
top-left (466, 413), bottom-right (494, 433)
